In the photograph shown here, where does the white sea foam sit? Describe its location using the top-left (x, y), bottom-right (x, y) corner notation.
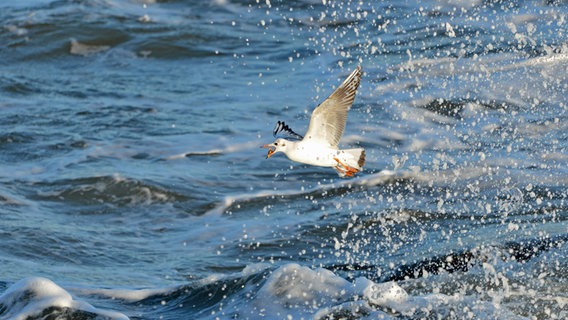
top-left (71, 286), bottom-right (173, 303)
top-left (230, 263), bottom-right (533, 319)
top-left (0, 277), bottom-right (128, 320)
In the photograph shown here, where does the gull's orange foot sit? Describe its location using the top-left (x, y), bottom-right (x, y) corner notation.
top-left (334, 157), bottom-right (359, 177)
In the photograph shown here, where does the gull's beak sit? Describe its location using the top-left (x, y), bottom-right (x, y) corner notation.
top-left (261, 144), bottom-right (275, 159)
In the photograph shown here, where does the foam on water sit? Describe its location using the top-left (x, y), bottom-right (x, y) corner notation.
top-left (0, 277), bottom-right (128, 320)
top-left (169, 260), bottom-right (563, 319)
top-left (246, 264), bottom-right (437, 319)
top-left (237, 237), bottom-right (566, 319)
top-left (0, 235), bottom-right (566, 319)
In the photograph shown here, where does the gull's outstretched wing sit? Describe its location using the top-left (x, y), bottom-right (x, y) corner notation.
top-left (303, 66), bottom-right (362, 147)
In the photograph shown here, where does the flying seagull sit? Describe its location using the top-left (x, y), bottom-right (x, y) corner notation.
top-left (262, 66), bottom-right (365, 177)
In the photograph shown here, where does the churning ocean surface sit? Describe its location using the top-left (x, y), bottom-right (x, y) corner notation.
top-left (1, 0), bottom-right (567, 319)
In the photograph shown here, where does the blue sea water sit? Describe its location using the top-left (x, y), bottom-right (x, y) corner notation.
top-left (0, 0), bottom-right (567, 319)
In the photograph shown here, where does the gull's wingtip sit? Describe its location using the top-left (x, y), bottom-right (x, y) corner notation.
top-left (344, 65), bottom-right (362, 83)
top-left (338, 65), bottom-right (362, 94)
top-left (273, 120), bottom-right (304, 140)
top-left (354, 65), bottom-right (362, 77)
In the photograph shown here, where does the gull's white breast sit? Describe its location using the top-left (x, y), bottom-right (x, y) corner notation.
top-left (284, 140), bottom-right (341, 167)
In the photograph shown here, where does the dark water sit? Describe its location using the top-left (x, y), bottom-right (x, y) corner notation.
top-left (1, 0), bottom-right (567, 319)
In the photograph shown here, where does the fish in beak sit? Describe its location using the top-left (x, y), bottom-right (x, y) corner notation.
top-left (261, 144), bottom-right (275, 159)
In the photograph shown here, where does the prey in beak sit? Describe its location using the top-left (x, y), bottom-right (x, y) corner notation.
top-left (261, 144), bottom-right (275, 159)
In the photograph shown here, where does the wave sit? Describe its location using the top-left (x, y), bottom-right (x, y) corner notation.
top-left (203, 164), bottom-right (567, 219)
top-left (203, 170), bottom-right (401, 216)
top-left (0, 277), bottom-right (128, 320)
top-left (1, 233), bottom-right (565, 319)
top-left (329, 234), bottom-right (568, 282)
top-left (0, 0), bottom-right (288, 63)
top-left (161, 234), bottom-right (567, 319)
top-left (165, 140), bottom-right (261, 160)
top-left (32, 175), bottom-right (189, 208)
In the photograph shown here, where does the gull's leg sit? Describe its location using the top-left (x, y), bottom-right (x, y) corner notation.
top-left (334, 165), bottom-right (347, 177)
top-left (333, 157), bottom-right (359, 177)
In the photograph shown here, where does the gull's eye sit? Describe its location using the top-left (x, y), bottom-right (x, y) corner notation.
top-left (274, 142), bottom-right (278, 146)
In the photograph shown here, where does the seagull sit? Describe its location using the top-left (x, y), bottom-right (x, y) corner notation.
top-left (262, 66), bottom-right (365, 177)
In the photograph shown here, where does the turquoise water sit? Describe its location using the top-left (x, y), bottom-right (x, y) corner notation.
top-left (1, 1), bottom-right (567, 319)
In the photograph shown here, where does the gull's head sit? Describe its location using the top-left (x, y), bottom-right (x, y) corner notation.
top-left (261, 138), bottom-right (288, 159)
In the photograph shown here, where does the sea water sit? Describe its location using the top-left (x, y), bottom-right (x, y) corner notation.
top-left (0, 0), bottom-right (566, 319)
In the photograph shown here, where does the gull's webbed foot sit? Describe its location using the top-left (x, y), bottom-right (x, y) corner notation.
top-left (334, 157), bottom-right (359, 177)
